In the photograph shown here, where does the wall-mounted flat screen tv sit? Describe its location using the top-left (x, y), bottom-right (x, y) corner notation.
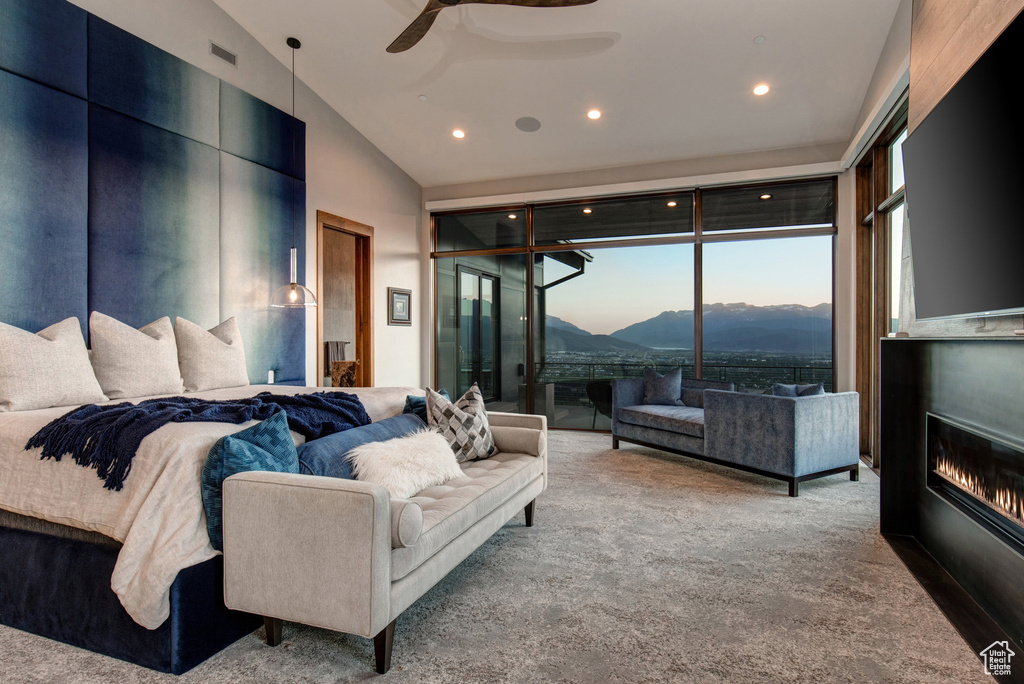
top-left (903, 11), bottom-right (1024, 321)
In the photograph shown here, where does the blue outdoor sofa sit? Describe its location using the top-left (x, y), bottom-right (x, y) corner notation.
top-left (611, 377), bottom-right (860, 496)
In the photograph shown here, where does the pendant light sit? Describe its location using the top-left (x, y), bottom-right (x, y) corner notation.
top-left (270, 37), bottom-right (317, 308)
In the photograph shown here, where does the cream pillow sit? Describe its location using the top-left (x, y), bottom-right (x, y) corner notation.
top-left (175, 317), bottom-right (249, 392)
top-left (0, 318), bottom-right (107, 412)
top-left (348, 429), bottom-right (464, 500)
top-left (89, 312), bottom-right (184, 399)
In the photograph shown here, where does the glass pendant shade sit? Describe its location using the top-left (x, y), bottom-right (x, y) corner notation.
top-left (270, 247), bottom-right (317, 308)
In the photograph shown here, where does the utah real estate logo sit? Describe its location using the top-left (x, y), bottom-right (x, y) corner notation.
top-left (979, 641), bottom-right (1014, 677)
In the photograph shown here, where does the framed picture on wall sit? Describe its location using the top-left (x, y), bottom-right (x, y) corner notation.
top-left (388, 287), bottom-right (412, 326)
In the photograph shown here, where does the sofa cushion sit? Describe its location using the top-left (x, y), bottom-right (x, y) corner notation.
top-left (642, 367), bottom-right (683, 406)
top-left (390, 451), bottom-right (544, 581)
top-left (617, 405), bottom-right (705, 438)
top-left (426, 384), bottom-right (497, 462)
top-left (403, 388), bottom-right (448, 422)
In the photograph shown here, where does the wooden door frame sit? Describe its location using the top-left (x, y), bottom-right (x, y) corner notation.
top-left (317, 210), bottom-right (374, 387)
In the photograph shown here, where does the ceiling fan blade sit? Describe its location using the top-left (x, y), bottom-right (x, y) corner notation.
top-left (465, 0), bottom-right (598, 6)
top-left (387, 1), bottom-right (446, 53)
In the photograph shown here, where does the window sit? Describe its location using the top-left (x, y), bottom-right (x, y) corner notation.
top-left (433, 177), bottom-right (837, 429)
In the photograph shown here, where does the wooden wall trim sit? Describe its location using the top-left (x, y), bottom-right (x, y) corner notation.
top-left (909, 0), bottom-right (1024, 132)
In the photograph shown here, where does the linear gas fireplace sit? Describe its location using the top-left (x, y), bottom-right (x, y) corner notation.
top-left (927, 413), bottom-right (1024, 549)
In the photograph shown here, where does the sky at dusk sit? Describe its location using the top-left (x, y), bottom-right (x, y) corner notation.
top-left (544, 235), bottom-right (833, 335)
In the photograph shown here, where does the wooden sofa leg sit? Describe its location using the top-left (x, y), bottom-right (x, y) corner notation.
top-left (612, 437), bottom-right (620, 449)
top-left (788, 479), bottom-right (799, 497)
top-left (374, 620), bottom-right (396, 674)
top-left (264, 617), bottom-right (283, 646)
top-left (850, 466), bottom-right (860, 481)
top-left (524, 499), bottom-right (536, 527)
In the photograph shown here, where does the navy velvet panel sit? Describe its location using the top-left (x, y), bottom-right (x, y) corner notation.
top-left (88, 15), bottom-right (219, 147)
top-left (220, 81), bottom-right (305, 179)
top-left (0, 69), bottom-right (88, 336)
top-left (88, 105), bottom-right (221, 330)
top-left (0, 525), bottom-right (260, 674)
top-left (0, 0), bottom-right (87, 98)
top-left (219, 152), bottom-right (306, 384)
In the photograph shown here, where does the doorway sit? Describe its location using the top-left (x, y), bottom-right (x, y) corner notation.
top-left (317, 210), bottom-right (373, 387)
top-left (456, 266), bottom-right (500, 401)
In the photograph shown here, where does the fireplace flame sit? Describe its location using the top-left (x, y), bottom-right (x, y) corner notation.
top-left (936, 456), bottom-right (1024, 526)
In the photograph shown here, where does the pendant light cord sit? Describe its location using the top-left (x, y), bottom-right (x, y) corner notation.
top-left (290, 43), bottom-right (297, 253)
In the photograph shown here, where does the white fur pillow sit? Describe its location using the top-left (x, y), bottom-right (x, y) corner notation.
top-left (347, 429), bottom-right (463, 500)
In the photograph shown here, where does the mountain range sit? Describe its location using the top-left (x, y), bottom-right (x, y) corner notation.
top-left (545, 303), bottom-right (831, 354)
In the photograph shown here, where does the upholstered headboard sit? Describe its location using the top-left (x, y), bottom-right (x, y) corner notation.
top-left (0, 0), bottom-right (306, 383)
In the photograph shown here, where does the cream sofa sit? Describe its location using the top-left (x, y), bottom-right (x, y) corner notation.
top-left (221, 392), bottom-right (547, 674)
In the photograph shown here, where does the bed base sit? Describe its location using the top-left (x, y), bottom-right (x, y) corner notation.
top-left (0, 525), bottom-right (261, 674)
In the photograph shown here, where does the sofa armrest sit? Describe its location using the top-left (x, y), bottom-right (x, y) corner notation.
top-left (611, 378), bottom-right (644, 424)
top-left (222, 471), bottom-right (392, 639)
top-left (488, 419), bottom-right (548, 491)
top-left (704, 390), bottom-right (859, 477)
top-left (488, 411), bottom-right (546, 432)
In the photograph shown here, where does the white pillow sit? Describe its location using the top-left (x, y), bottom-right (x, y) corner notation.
top-left (175, 317), bottom-right (249, 392)
top-left (89, 312), bottom-right (184, 399)
top-left (0, 318), bottom-right (107, 412)
top-left (348, 429), bottom-right (464, 500)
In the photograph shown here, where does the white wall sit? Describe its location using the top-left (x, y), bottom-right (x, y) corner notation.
top-left (68, 0), bottom-right (427, 388)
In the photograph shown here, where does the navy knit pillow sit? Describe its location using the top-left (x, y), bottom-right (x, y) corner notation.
top-left (297, 413), bottom-right (427, 480)
top-left (403, 388), bottom-right (449, 422)
top-left (772, 383), bottom-right (825, 397)
top-left (202, 410), bottom-right (299, 551)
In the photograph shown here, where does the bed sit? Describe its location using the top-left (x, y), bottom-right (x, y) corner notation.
top-left (0, 384), bottom-right (418, 673)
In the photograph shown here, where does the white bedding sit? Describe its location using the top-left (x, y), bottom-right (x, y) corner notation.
top-left (0, 385), bottom-right (417, 629)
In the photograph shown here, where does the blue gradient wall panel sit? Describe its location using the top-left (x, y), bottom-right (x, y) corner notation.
top-left (0, 0), bottom-right (87, 98)
top-left (88, 16), bottom-right (219, 148)
top-left (0, 69), bottom-right (88, 335)
top-left (220, 152), bottom-right (305, 384)
top-left (88, 106), bottom-right (220, 330)
top-left (220, 82), bottom-right (305, 180)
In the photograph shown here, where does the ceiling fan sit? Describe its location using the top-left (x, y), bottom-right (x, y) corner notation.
top-left (388, 0), bottom-right (598, 53)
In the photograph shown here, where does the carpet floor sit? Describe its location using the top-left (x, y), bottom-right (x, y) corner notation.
top-left (1, 431), bottom-right (992, 683)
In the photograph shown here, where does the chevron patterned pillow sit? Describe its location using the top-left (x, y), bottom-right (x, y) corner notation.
top-left (426, 384), bottom-right (497, 462)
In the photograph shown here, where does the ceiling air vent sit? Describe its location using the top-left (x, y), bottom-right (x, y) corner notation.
top-left (210, 42), bottom-right (237, 67)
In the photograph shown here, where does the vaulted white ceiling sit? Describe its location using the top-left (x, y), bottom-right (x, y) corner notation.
top-left (212, 0), bottom-right (902, 187)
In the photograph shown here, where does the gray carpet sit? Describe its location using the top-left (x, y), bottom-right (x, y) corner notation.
top-left (1, 432), bottom-right (992, 683)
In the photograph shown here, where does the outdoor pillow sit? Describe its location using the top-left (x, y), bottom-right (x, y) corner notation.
top-left (297, 413), bottom-right (427, 480)
top-left (772, 382), bottom-right (825, 397)
top-left (403, 388), bottom-right (449, 422)
top-left (175, 316), bottom-right (249, 392)
top-left (0, 317), bottom-right (107, 411)
top-left (201, 410), bottom-right (299, 551)
top-left (643, 367), bottom-right (683, 406)
top-left (89, 312), bottom-right (184, 399)
top-left (426, 383), bottom-right (497, 462)
top-left (348, 428), bottom-right (463, 500)
top-left (680, 388), bottom-right (704, 408)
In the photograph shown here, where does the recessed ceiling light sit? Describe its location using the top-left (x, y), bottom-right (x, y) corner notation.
top-left (753, 84), bottom-right (770, 96)
top-left (515, 116), bottom-right (542, 133)
top-left (754, 35), bottom-right (766, 45)
top-left (760, 193), bottom-right (772, 200)
top-left (452, 129), bottom-right (465, 139)
top-left (667, 201), bottom-right (678, 208)
top-left (587, 110), bottom-right (602, 120)
top-left (583, 208), bottom-right (593, 214)
top-left (508, 214), bottom-right (517, 220)
top-left (418, 94), bottom-right (428, 102)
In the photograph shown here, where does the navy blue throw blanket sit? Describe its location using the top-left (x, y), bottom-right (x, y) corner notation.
top-left (25, 392), bottom-right (371, 491)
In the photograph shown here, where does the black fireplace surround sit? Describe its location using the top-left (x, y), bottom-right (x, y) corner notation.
top-left (881, 338), bottom-right (1024, 653)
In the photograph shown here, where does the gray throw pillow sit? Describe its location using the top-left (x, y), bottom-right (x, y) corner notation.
top-left (772, 382), bottom-right (825, 397)
top-left (0, 317), bottom-right (107, 411)
top-left (90, 312), bottom-right (185, 399)
top-left (175, 317), bottom-right (249, 392)
top-left (426, 383), bottom-right (497, 462)
top-left (643, 367), bottom-right (683, 406)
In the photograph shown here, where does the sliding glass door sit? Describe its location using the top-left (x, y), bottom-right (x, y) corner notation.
top-left (458, 268), bottom-right (499, 401)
